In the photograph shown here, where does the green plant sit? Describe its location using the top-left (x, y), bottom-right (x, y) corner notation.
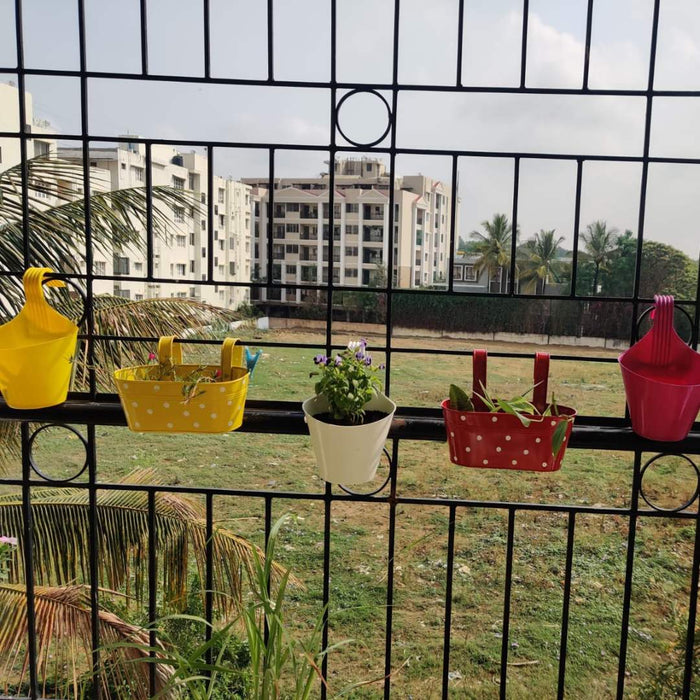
top-left (310, 339), bottom-right (384, 424)
top-left (145, 352), bottom-right (223, 403)
top-left (0, 535), bottom-right (17, 582)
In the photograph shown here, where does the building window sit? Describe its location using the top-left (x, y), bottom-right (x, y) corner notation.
top-left (35, 141), bottom-right (50, 156)
top-left (134, 262), bottom-right (143, 273)
top-left (93, 260), bottom-right (106, 275)
top-left (345, 268), bottom-right (358, 278)
top-left (201, 220), bottom-right (206, 230)
top-left (286, 244), bottom-right (299, 254)
top-left (345, 246), bottom-right (358, 257)
top-left (115, 288), bottom-right (130, 299)
top-left (286, 202), bottom-right (299, 212)
top-left (286, 264), bottom-right (297, 275)
top-left (131, 166), bottom-right (144, 182)
top-left (176, 264), bottom-right (186, 275)
top-left (113, 256), bottom-right (130, 275)
top-left (218, 188), bottom-right (225, 203)
top-left (135, 293), bottom-right (143, 301)
top-left (190, 260), bottom-right (195, 272)
top-left (188, 173), bottom-right (197, 190)
top-left (464, 264), bottom-right (477, 282)
top-left (189, 232), bottom-right (195, 245)
top-left (345, 225), bottom-right (358, 235)
top-left (273, 225), bottom-right (285, 239)
top-left (201, 247), bottom-right (206, 258)
top-left (273, 244), bottom-right (285, 259)
top-left (219, 214), bottom-right (225, 227)
top-left (346, 203), bottom-right (359, 213)
top-left (176, 235), bottom-right (187, 247)
top-left (219, 240), bottom-right (225, 250)
top-left (174, 207), bottom-right (185, 223)
top-left (453, 265), bottom-right (463, 281)
top-left (286, 223), bottom-right (300, 233)
top-left (172, 176), bottom-right (185, 190)
top-left (229, 262), bottom-right (237, 276)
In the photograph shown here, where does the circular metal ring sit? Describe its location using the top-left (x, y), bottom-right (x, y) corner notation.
top-left (44, 274), bottom-right (88, 328)
top-left (338, 448), bottom-right (392, 496)
top-left (28, 423), bottom-right (89, 483)
top-left (336, 89), bottom-right (393, 148)
top-left (635, 302), bottom-right (694, 345)
top-left (639, 452), bottom-right (700, 513)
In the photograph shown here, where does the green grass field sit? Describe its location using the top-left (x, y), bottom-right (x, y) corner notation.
top-left (2, 328), bottom-right (697, 699)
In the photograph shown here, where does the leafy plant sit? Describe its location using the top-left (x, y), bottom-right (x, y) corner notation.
top-left (0, 535), bottom-right (17, 583)
top-left (144, 352), bottom-right (224, 403)
top-left (310, 339), bottom-right (384, 424)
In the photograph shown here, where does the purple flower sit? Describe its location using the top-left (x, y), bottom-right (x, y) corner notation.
top-left (378, 363), bottom-right (385, 370)
top-left (334, 355), bottom-right (343, 366)
top-left (364, 356), bottom-right (372, 366)
top-left (313, 354), bottom-right (328, 365)
top-left (359, 338), bottom-right (367, 350)
top-left (355, 351), bottom-right (365, 361)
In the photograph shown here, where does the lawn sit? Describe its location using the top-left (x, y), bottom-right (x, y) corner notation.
top-left (1, 327), bottom-right (697, 699)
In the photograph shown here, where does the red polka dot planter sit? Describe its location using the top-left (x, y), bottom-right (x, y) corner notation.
top-left (442, 350), bottom-right (576, 472)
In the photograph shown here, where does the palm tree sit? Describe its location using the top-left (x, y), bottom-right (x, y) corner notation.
top-left (580, 220), bottom-right (618, 295)
top-left (0, 470), bottom-right (290, 698)
top-left (469, 213), bottom-right (517, 293)
top-left (518, 229), bottom-right (566, 295)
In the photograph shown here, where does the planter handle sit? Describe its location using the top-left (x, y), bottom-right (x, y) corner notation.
top-left (220, 338), bottom-right (244, 382)
top-left (533, 352), bottom-right (550, 414)
top-left (158, 335), bottom-right (182, 365)
top-left (472, 349), bottom-right (488, 410)
top-left (471, 349), bottom-right (551, 412)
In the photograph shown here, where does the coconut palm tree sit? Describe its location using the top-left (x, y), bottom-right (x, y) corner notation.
top-left (580, 220), bottom-right (618, 295)
top-left (469, 213), bottom-right (517, 293)
top-left (518, 229), bottom-right (566, 295)
top-left (0, 470), bottom-right (289, 698)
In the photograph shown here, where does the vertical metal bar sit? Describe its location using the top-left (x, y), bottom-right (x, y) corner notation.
top-left (519, 0), bottom-right (530, 89)
top-left (205, 493), bottom-right (214, 669)
top-left (267, 149), bottom-right (275, 292)
top-left (616, 451), bottom-right (642, 699)
top-left (77, 0), bottom-right (96, 398)
top-left (14, 0), bottom-right (30, 270)
top-left (267, 0), bottom-right (274, 81)
top-left (20, 423), bottom-right (38, 699)
top-left (509, 157), bottom-right (520, 295)
top-left (447, 155), bottom-right (458, 292)
top-left (139, 0), bottom-right (149, 75)
top-left (441, 504), bottom-right (457, 700)
top-left (557, 512), bottom-right (576, 699)
top-left (87, 424), bottom-right (100, 700)
top-left (682, 512), bottom-right (700, 698)
top-left (582, 0), bottom-right (595, 90)
top-left (145, 142), bottom-right (154, 281)
top-left (207, 147), bottom-right (214, 281)
top-left (383, 0), bottom-right (401, 397)
top-left (499, 508), bottom-right (516, 700)
top-left (629, 0), bottom-right (661, 342)
top-left (569, 159), bottom-right (583, 297)
top-left (203, 0), bottom-right (211, 79)
top-left (320, 482), bottom-right (332, 700)
top-left (455, 0), bottom-right (465, 87)
top-left (383, 439), bottom-right (399, 700)
top-left (692, 255), bottom-right (700, 350)
top-left (148, 490), bottom-right (158, 697)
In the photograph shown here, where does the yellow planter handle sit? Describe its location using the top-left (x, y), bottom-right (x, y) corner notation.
top-left (220, 338), bottom-right (244, 382)
top-left (157, 336), bottom-right (183, 365)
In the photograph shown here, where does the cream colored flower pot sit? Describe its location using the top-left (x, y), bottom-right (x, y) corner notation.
top-left (302, 392), bottom-right (396, 484)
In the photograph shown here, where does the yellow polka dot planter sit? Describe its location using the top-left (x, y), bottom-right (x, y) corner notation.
top-left (114, 336), bottom-right (250, 433)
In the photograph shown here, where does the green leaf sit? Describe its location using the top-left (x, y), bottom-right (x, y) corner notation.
top-left (551, 420), bottom-right (568, 457)
top-left (449, 384), bottom-right (473, 411)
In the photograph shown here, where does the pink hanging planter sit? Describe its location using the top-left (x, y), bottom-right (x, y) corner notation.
top-left (619, 295), bottom-right (700, 442)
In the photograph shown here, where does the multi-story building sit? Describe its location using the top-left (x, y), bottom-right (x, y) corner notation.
top-left (244, 157), bottom-right (453, 303)
top-left (58, 141), bottom-right (253, 308)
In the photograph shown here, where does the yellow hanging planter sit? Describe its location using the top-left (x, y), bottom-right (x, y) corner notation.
top-left (0, 267), bottom-right (78, 409)
top-left (114, 335), bottom-right (250, 433)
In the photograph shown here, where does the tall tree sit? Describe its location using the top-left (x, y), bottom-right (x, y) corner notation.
top-left (518, 229), bottom-right (566, 295)
top-left (580, 220), bottom-right (618, 295)
top-left (640, 240), bottom-right (698, 300)
top-left (470, 213), bottom-right (516, 293)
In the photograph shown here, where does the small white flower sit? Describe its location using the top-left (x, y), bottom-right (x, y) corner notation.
top-left (347, 340), bottom-right (362, 351)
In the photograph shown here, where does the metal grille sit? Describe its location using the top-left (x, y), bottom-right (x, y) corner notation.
top-left (0, 0), bottom-right (699, 698)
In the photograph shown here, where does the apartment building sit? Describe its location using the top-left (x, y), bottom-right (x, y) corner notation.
top-left (243, 157), bottom-right (452, 303)
top-left (58, 141), bottom-right (253, 309)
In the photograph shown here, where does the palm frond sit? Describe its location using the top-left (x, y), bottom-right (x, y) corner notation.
top-left (0, 469), bottom-right (289, 618)
top-left (0, 583), bottom-right (171, 699)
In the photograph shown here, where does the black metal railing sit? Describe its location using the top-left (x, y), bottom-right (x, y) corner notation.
top-left (1, 0), bottom-right (699, 697)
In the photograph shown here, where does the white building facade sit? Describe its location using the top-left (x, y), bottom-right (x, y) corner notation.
top-left (244, 157), bottom-right (453, 303)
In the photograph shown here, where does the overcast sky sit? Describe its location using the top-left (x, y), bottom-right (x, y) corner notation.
top-left (1, 0), bottom-right (700, 262)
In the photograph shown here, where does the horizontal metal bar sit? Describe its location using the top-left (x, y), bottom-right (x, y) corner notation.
top-left (1, 398), bottom-right (699, 453)
top-left (1, 65), bottom-right (700, 97)
top-left (0, 471), bottom-right (695, 519)
top-left (5, 129), bottom-right (700, 165)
